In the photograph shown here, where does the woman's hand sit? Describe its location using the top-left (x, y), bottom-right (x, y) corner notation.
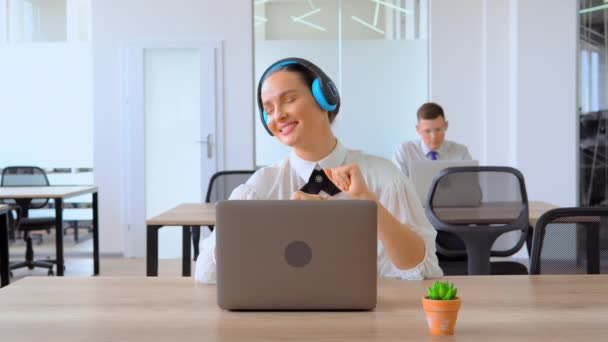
top-left (291, 191), bottom-right (328, 200)
top-left (324, 163), bottom-right (377, 201)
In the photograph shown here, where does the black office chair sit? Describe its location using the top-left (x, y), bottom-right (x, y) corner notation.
top-left (1, 166), bottom-right (56, 275)
top-left (192, 170), bottom-right (255, 260)
top-left (530, 207), bottom-right (608, 275)
top-left (425, 166), bottom-right (529, 275)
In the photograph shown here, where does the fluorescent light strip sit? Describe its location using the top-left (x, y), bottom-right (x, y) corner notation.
top-left (291, 17), bottom-right (327, 32)
top-left (307, 0), bottom-right (315, 10)
top-left (370, 0), bottom-right (411, 14)
top-left (351, 16), bottom-right (385, 34)
top-left (579, 3), bottom-right (608, 14)
top-left (373, 1), bottom-right (380, 26)
top-left (292, 8), bottom-right (321, 21)
top-left (254, 0), bottom-right (269, 5)
top-left (254, 15), bottom-right (268, 23)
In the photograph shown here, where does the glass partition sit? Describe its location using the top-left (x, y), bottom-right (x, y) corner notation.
top-left (578, 0), bottom-right (608, 259)
top-left (254, 0), bottom-right (428, 166)
top-left (579, 0), bottom-right (608, 206)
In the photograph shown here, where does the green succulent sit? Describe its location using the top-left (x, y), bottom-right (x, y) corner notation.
top-left (426, 281), bottom-right (458, 300)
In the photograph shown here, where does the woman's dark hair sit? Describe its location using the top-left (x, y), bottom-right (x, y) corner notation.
top-left (264, 63), bottom-right (340, 123)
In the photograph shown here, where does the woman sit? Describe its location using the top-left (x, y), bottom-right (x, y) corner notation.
top-left (195, 58), bottom-right (442, 283)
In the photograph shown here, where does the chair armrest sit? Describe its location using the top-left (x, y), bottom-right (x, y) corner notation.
top-left (6, 204), bottom-right (23, 231)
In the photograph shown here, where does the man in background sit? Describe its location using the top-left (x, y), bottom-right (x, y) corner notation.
top-left (393, 102), bottom-right (472, 177)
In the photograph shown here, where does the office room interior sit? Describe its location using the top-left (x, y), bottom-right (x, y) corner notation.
top-left (1, 0), bottom-right (607, 340)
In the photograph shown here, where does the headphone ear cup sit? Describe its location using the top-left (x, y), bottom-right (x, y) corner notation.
top-left (261, 110), bottom-right (273, 136)
top-left (311, 78), bottom-right (337, 111)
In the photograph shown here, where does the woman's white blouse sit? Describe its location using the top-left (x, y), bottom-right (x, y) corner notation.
top-left (195, 142), bottom-right (443, 283)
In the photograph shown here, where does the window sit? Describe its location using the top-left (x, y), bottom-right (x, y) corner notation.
top-left (5, 0), bottom-right (90, 43)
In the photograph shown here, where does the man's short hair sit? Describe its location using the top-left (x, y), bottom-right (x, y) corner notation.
top-left (417, 102), bottom-right (445, 121)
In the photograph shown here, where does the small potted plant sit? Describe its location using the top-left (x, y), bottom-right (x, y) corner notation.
top-left (422, 281), bottom-right (461, 335)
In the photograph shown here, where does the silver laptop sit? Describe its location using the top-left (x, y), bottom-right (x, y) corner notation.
top-left (410, 160), bottom-right (479, 207)
top-left (216, 200), bottom-right (377, 310)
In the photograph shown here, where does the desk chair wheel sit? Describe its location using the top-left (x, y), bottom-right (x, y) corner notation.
top-left (48, 268), bottom-right (54, 276)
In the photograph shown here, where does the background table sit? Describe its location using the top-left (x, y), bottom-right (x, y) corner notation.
top-left (0, 186), bottom-right (99, 284)
top-left (0, 275), bottom-right (606, 341)
top-left (0, 205), bottom-right (10, 287)
top-left (146, 202), bottom-right (557, 277)
top-left (146, 203), bottom-right (215, 276)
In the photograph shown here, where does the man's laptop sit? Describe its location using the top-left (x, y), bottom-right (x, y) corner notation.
top-left (216, 200), bottom-right (377, 310)
top-left (409, 160), bottom-right (480, 207)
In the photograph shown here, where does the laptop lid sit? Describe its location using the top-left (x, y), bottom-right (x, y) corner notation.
top-left (410, 160), bottom-right (479, 207)
top-left (216, 200), bottom-right (377, 310)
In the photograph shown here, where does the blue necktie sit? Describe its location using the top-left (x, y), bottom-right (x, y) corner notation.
top-left (429, 151), bottom-right (437, 160)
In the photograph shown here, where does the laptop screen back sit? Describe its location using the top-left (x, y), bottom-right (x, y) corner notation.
top-left (409, 160), bottom-right (479, 207)
top-left (216, 200), bottom-right (377, 310)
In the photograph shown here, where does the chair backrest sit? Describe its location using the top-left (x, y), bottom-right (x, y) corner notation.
top-left (530, 207), bottom-right (608, 275)
top-left (205, 170), bottom-right (255, 203)
top-left (425, 166), bottom-right (529, 257)
top-left (1, 166), bottom-right (50, 209)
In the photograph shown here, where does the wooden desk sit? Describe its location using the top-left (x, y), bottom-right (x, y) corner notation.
top-left (0, 205), bottom-right (10, 287)
top-left (146, 202), bottom-right (558, 277)
top-left (146, 203), bottom-right (215, 277)
top-left (0, 275), bottom-right (606, 341)
top-left (0, 186), bottom-right (99, 283)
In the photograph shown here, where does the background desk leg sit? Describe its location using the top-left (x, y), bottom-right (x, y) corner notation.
top-left (182, 226), bottom-right (191, 276)
top-left (192, 226), bottom-right (201, 261)
top-left (0, 214), bottom-right (9, 287)
top-left (147, 226), bottom-right (160, 276)
top-left (55, 198), bottom-right (64, 276)
top-left (93, 192), bottom-right (99, 275)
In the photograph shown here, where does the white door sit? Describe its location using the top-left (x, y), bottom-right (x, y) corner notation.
top-left (123, 42), bottom-right (223, 258)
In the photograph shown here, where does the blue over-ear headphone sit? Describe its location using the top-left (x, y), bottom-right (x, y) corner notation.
top-left (257, 57), bottom-right (341, 136)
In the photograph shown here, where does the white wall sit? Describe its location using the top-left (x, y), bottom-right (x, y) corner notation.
top-left (0, 43), bottom-right (93, 168)
top-left (514, 0), bottom-right (577, 206)
top-left (92, 0), bottom-right (253, 253)
top-left (430, 0), bottom-right (577, 206)
top-left (429, 0), bottom-right (485, 161)
top-left (484, 0), bottom-right (514, 166)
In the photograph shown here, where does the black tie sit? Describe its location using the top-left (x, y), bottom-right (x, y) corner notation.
top-left (300, 169), bottom-right (341, 196)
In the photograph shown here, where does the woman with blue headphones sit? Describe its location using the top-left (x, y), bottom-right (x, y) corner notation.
top-left (195, 58), bottom-right (442, 283)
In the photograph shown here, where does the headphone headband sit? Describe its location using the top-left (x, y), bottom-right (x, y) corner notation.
top-left (257, 57), bottom-right (340, 136)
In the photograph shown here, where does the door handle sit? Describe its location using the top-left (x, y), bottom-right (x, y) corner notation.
top-left (196, 134), bottom-right (213, 159)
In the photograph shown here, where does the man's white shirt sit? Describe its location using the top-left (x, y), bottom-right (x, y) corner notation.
top-left (393, 139), bottom-right (472, 177)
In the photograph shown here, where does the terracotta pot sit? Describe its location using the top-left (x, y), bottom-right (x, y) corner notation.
top-left (421, 296), bottom-right (461, 335)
